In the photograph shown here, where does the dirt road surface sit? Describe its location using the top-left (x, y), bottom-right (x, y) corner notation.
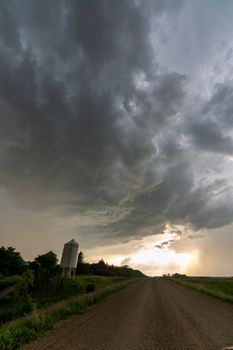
top-left (24, 278), bottom-right (233, 350)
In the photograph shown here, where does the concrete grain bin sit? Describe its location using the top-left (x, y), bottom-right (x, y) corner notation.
top-left (60, 238), bottom-right (79, 277)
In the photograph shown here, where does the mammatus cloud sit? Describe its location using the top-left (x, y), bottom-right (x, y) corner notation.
top-left (1, 0), bottom-right (233, 253)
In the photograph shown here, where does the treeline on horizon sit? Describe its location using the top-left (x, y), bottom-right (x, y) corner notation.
top-left (76, 252), bottom-right (145, 278)
top-left (0, 246), bottom-right (145, 278)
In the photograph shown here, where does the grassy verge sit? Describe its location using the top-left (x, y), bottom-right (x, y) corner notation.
top-left (0, 278), bottom-right (138, 350)
top-left (169, 276), bottom-right (233, 303)
top-left (0, 275), bottom-right (128, 325)
top-left (35, 275), bottom-right (128, 306)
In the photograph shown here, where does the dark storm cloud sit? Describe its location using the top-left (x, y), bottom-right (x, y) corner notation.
top-left (187, 119), bottom-right (233, 155)
top-left (67, 0), bottom-right (150, 70)
top-left (0, 1), bottom-right (22, 51)
top-left (105, 163), bottom-right (192, 238)
top-left (186, 81), bottom-right (233, 155)
top-left (1, 0), bottom-right (233, 246)
top-left (0, 1), bottom-right (184, 191)
top-left (204, 82), bottom-right (233, 127)
top-left (166, 178), bottom-right (233, 229)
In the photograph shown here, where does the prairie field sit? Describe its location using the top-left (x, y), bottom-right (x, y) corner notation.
top-left (171, 275), bottom-right (233, 303)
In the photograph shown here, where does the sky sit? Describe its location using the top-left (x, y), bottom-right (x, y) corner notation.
top-left (1, 0), bottom-right (233, 276)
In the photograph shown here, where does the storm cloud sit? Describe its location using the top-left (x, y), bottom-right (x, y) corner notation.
top-left (1, 0), bottom-right (233, 255)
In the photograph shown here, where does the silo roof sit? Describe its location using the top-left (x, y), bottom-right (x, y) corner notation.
top-left (65, 238), bottom-right (79, 246)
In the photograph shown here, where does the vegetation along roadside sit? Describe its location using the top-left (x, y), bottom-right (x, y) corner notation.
top-left (0, 246), bottom-right (144, 350)
top-left (167, 273), bottom-right (233, 303)
top-left (0, 277), bottom-right (139, 350)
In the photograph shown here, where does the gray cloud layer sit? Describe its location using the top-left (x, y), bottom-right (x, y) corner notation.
top-left (1, 0), bottom-right (233, 247)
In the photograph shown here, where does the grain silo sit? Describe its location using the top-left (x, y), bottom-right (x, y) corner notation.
top-left (60, 238), bottom-right (79, 277)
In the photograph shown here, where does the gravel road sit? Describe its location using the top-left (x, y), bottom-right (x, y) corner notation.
top-left (23, 278), bottom-right (233, 350)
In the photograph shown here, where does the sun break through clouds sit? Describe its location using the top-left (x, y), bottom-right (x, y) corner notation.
top-left (1, 0), bottom-right (233, 275)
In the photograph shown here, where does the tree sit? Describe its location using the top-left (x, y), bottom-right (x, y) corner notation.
top-left (90, 260), bottom-right (108, 276)
top-left (16, 269), bottom-right (35, 299)
top-left (77, 251), bottom-right (84, 265)
top-left (76, 251), bottom-right (90, 275)
top-left (32, 251), bottom-right (59, 292)
top-left (34, 251), bottom-right (58, 273)
top-left (0, 246), bottom-right (25, 276)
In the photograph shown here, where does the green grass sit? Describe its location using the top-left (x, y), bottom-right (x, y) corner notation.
top-left (0, 275), bottom-right (25, 325)
top-left (170, 276), bottom-right (233, 303)
top-left (0, 275), bottom-right (20, 292)
top-left (0, 278), bottom-right (137, 350)
top-left (0, 298), bottom-right (29, 325)
top-left (0, 275), bottom-right (128, 325)
top-left (36, 275), bottom-right (128, 306)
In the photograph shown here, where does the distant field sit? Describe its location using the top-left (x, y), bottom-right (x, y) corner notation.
top-left (171, 276), bottom-right (233, 303)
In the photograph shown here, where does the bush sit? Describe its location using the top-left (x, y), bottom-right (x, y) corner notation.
top-left (86, 284), bottom-right (95, 293)
top-left (15, 270), bottom-right (35, 300)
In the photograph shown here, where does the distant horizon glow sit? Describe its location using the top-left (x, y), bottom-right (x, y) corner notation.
top-left (98, 233), bottom-right (200, 276)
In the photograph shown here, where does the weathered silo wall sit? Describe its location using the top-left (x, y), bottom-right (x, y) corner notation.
top-left (60, 238), bottom-right (79, 277)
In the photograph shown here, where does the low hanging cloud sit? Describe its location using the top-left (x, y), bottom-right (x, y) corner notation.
top-left (1, 0), bottom-right (233, 248)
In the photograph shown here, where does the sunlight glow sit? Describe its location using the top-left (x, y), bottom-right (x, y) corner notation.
top-left (109, 246), bottom-right (199, 276)
top-left (107, 229), bottom-right (200, 276)
top-left (132, 248), bottom-right (192, 269)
